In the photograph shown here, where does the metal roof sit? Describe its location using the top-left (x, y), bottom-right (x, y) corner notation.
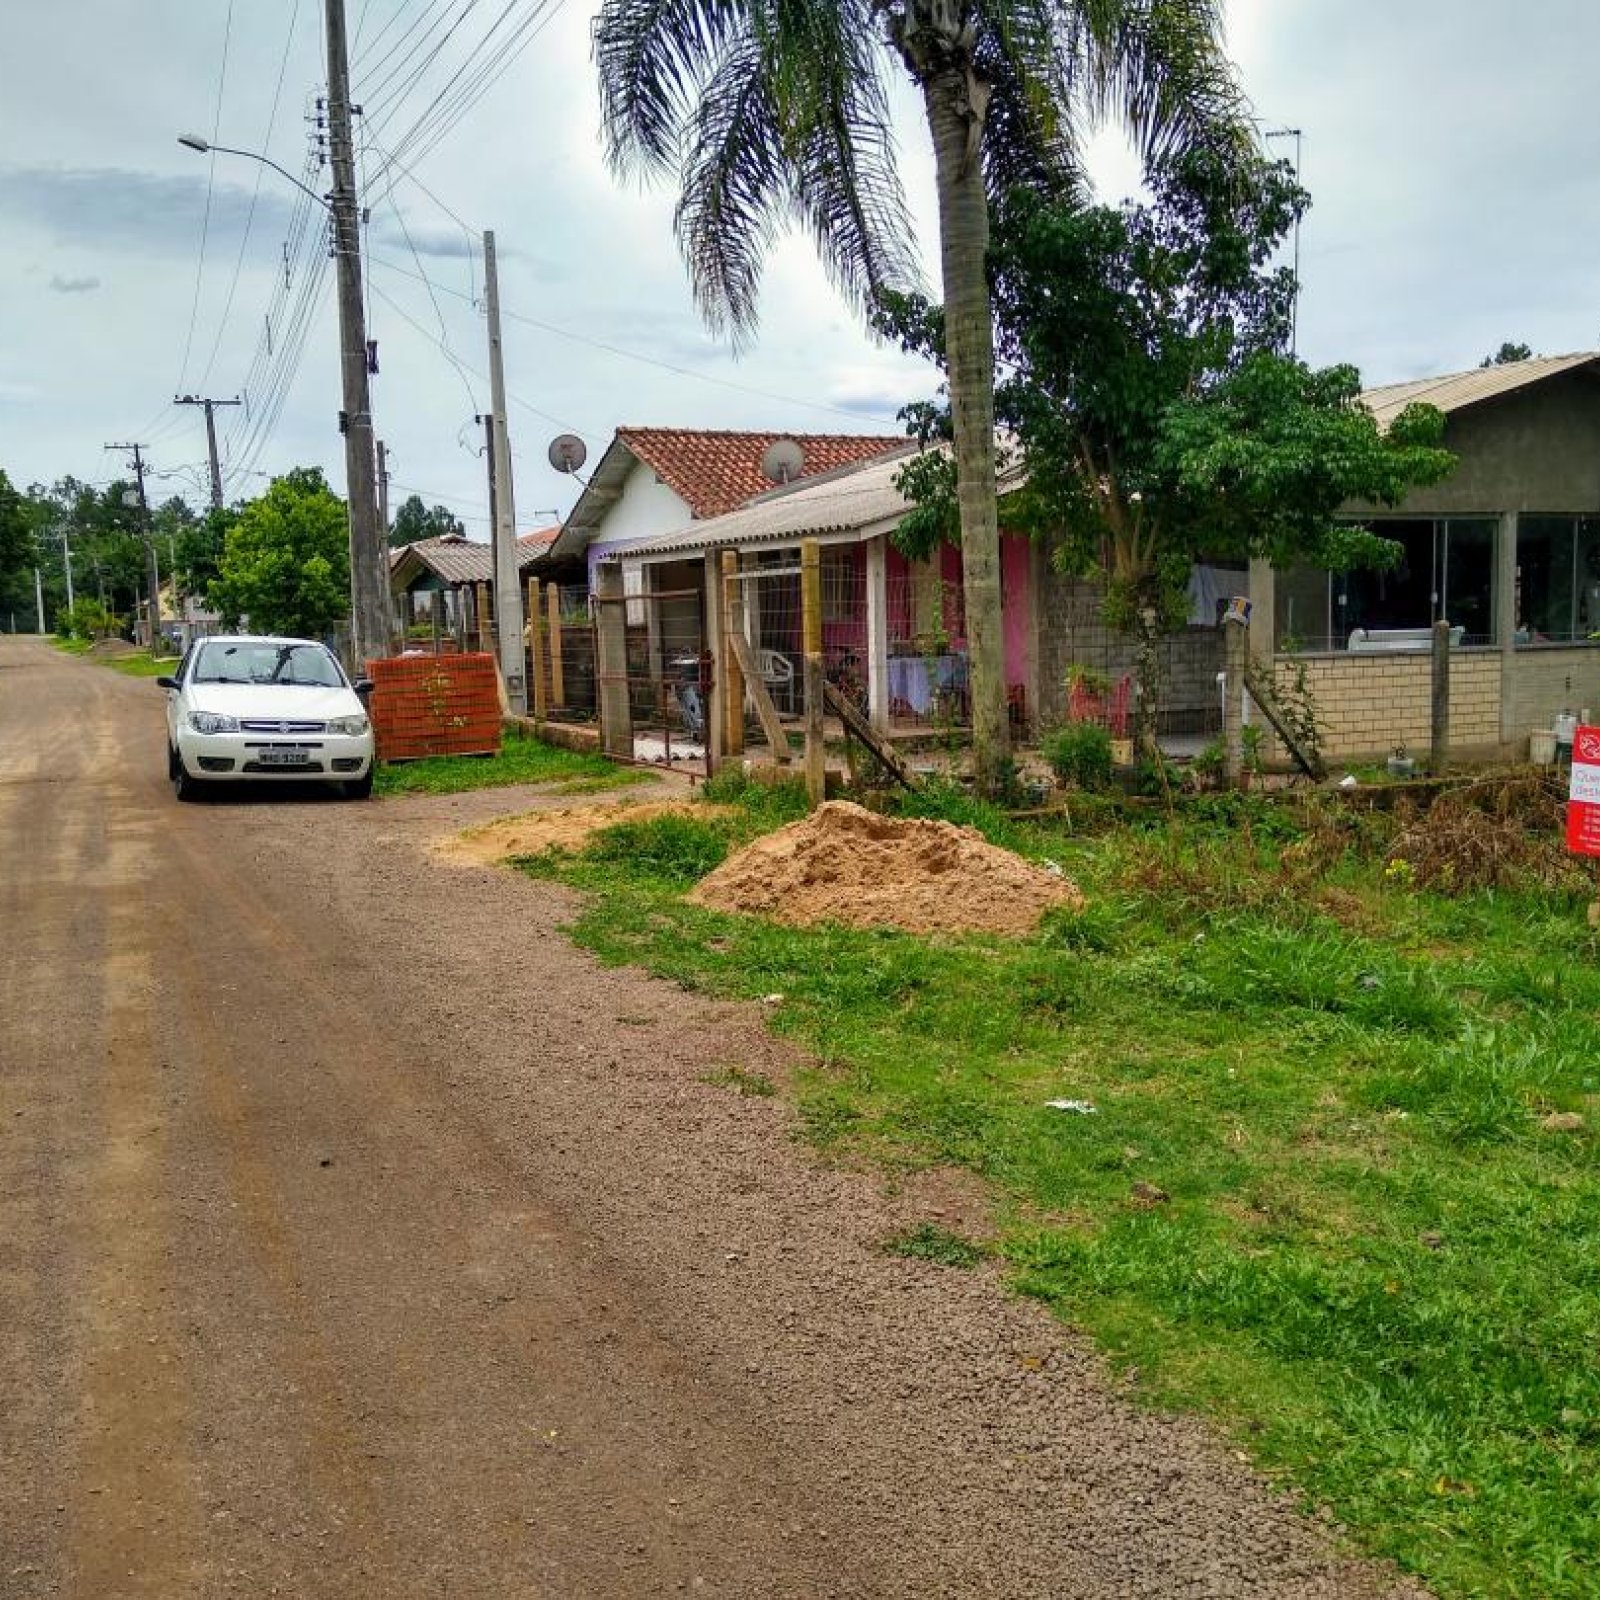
top-left (610, 444), bottom-right (1030, 562)
top-left (389, 530), bottom-right (557, 588)
top-left (1361, 351), bottom-right (1600, 428)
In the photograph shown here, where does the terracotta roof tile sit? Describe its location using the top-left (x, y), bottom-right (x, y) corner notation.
top-left (616, 427), bottom-right (906, 518)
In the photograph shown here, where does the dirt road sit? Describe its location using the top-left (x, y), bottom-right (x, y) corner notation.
top-left (0, 636), bottom-right (1426, 1599)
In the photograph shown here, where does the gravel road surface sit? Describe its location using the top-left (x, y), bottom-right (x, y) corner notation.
top-left (0, 636), bottom-right (1429, 1598)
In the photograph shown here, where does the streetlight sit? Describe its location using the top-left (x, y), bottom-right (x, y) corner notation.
top-left (176, 134), bottom-right (329, 207)
top-left (176, 128), bottom-right (391, 667)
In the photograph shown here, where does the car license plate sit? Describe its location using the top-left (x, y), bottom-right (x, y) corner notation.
top-left (258, 749), bottom-right (311, 766)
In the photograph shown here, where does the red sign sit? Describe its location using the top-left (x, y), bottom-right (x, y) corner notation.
top-left (1566, 725), bottom-right (1600, 855)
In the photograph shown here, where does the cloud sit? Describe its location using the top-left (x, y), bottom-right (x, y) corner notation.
top-left (48, 273), bottom-right (100, 294)
top-left (0, 165), bottom-right (298, 257)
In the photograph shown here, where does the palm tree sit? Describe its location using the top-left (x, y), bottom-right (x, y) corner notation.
top-left (593, 0), bottom-right (1251, 793)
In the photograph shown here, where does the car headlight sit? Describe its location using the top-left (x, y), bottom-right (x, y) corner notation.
top-left (188, 710), bottom-right (239, 734)
top-left (326, 714), bottom-right (370, 737)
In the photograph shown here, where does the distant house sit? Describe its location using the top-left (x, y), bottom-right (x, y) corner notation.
top-left (389, 528), bottom-right (558, 642)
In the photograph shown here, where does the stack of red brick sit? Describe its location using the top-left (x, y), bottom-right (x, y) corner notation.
top-left (368, 653), bottom-right (503, 761)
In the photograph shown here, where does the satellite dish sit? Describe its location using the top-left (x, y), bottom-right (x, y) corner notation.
top-left (547, 433), bottom-right (587, 474)
top-left (760, 438), bottom-right (805, 485)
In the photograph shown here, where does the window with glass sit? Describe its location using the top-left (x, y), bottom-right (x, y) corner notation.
top-left (1516, 515), bottom-right (1600, 643)
top-left (1273, 518), bottom-right (1498, 650)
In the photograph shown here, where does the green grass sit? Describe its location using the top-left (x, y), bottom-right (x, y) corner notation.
top-left (54, 637), bottom-right (178, 675)
top-left (882, 1222), bottom-right (988, 1268)
top-left (373, 730), bottom-right (650, 797)
top-left (517, 783), bottom-right (1600, 1599)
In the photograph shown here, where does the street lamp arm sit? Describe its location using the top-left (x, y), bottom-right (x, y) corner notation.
top-left (176, 135), bottom-right (329, 209)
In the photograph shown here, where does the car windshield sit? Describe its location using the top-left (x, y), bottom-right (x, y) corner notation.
top-left (191, 642), bottom-right (345, 688)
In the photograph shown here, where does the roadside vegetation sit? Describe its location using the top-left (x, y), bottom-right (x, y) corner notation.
top-left (517, 770), bottom-right (1600, 1600)
top-left (373, 730), bottom-right (648, 798)
top-left (53, 635), bottom-right (176, 676)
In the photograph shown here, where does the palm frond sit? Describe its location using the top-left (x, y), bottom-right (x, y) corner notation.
top-left (778, 0), bottom-right (922, 314)
top-left (1082, 0), bottom-right (1256, 170)
top-left (673, 30), bottom-right (791, 338)
top-left (593, 0), bottom-right (747, 178)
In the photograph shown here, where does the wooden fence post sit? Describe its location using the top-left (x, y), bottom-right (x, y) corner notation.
top-left (477, 582), bottom-right (495, 659)
top-left (547, 582), bottom-right (565, 708)
top-left (721, 551), bottom-right (745, 758)
top-left (527, 578), bottom-right (548, 721)
top-left (595, 563), bottom-right (633, 760)
top-left (1431, 618), bottom-right (1451, 774)
top-left (801, 538), bottom-right (826, 806)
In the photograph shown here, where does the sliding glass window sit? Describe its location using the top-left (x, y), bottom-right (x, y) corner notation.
top-left (1274, 518), bottom-right (1498, 650)
top-left (1516, 515), bottom-right (1600, 642)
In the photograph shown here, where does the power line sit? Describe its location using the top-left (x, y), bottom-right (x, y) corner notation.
top-left (176, 0), bottom-right (238, 394)
top-left (367, 252), bottom-right (905, 427)
top-left (195, 0), bottom-right (304, 392)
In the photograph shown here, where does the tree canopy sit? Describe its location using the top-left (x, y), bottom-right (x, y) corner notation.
top-left (211, 468), bottom-right (351, 638)
top-left (1481, 341), bottom-right (1534, 367)
top-left (883, 149), bottom-right (1458, 742)
top-left (389, 494), bottom-right (465, 548)
top-left (0, 470), bottom-right (33, 584)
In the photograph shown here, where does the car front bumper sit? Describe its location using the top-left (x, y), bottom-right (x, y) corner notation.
top-left (174, 726), bottom-right (375, 782)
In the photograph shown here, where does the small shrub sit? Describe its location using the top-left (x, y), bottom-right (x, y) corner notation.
top-left (1042, 722), bottom-right (1113, 791)
top-left (701, 765), bottom-right (752, 805)
top-left (57, 598), bottom-right (118, 642)
top-left (702, 1064), bottom-right (777, 1097)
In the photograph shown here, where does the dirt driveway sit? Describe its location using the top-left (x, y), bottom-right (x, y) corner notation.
top-left (0, 636), bottom-right (1426, 1599)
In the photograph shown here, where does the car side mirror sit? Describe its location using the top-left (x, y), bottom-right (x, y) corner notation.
top-left (353, 678), bottom-right (375, 699)
top-left (156, 675), bottom-right (179, 690)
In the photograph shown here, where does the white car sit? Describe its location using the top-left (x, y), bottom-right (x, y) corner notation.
top-left (159, 634), bottom-right (376, 801)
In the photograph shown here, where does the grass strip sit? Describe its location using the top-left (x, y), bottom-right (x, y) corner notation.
top-left (518, 778), bottom-right (1600, 1600)
top-left (374, 731), bottom-right (649, 797)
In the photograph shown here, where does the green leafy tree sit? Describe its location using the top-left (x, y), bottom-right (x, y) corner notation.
top-left (883, 150), bottom-right (1457, 750)
top-left (1481, 341), bottom-right (1533, 367)
top-left (171, 504), bottom-right (237, 602)
top-left (0, 470), bottom-right (35, 583)
top-left (211, 468), bottom-right (351, 637)
top-left (388, 493), bottom-right (465, 548)
top-left (592, 0), bottom-right (1251, 794)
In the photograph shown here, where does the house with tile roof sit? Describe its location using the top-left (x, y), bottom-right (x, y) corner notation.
top-left (538, 426), bottom-right (907, 583)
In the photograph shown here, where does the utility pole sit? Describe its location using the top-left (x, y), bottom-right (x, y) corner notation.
top-left (376, 439), bottom-right (390, 536)
top-left (482, 230), bottom-right (527, 713)
top-left (173, 394), bottom-right (241, 509)
top-left (105, 443), bottom-right (163, 654)
top-left (35, 568), bottom-right (46, 634)
top-left (58, 520), bottom-right (74, 613)
top-left (324, 0), bottom-right (390, 668)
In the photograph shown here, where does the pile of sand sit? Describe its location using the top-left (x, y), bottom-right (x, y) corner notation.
top-left (437, 801), bottom-right (728, 867)
top-left (689, 800), bottom-right (1082, 936)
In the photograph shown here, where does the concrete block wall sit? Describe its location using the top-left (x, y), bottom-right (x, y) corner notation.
top-left (1271, 650), bottom-right (1501, 760)
top-left (1033, 568), bottom-right (1224, 728)
top-left (1502, 647), bottom-right (1600, 744)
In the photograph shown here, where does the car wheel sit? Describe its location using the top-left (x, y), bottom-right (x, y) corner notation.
top-left (173, 757), bottom-right (199, 803)
top-left (167, 742), bottom-right (179, 781)
top-left (342, 770), bottom-right (375, 800)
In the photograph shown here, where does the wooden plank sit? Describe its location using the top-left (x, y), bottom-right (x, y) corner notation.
top-left (527, 578), bottom-right (548, 721)
top-left (727, 627), bottom-right (792, 762)
top-left (822, 678), bottom-right (917, 789)
top-left (1242, 661), bottom-right (1324, 780)
top-left (801, 540), bottom-right (825, 806)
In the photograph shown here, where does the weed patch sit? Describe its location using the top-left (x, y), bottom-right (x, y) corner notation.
top-left (882, 1222), bottom-right (988, 1268)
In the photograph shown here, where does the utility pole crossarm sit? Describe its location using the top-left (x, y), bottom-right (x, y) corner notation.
top-left (174, 394), bottom-right (242, 510)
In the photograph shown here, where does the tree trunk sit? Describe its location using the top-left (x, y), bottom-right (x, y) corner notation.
top-left (1132, 604), bottom-right (1163, 761)
top-left (917, 60), bottom-right (1010, 795)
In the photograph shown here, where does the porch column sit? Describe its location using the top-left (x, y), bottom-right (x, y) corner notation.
top-left (703, 550), bottom-right (725, 766)
top-left (1248, 558), bottom-right (1276, 668)
top-left (1497, 509), bottom-right (1517, 748)
top-left (865, 534), bottom-right (889, 733)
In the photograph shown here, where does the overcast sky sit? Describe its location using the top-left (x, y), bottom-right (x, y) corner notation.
top-left (2, 1), bottom-right (1597, 536)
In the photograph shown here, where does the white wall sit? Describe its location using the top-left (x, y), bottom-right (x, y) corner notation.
top-left (600, 462), bottom-right (694, 546)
